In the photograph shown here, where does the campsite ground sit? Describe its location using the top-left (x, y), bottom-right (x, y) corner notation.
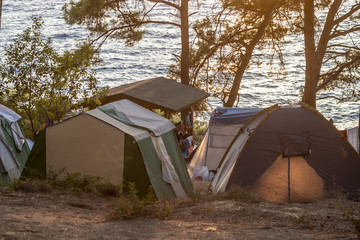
top-left (0, 180), bottom-right (359, 240)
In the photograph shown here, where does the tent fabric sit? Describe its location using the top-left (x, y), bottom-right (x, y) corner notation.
top-left (99, 99), bottom-right (175, 137)
top-left (11, 122), bottom-right (26, 151)
top-left (23, 130), bottom-right (46, 177)
top-left (0, 104), bottom-right (30, 184)
top-left (347, 127), bottom-right (359, 153)
top-left (210, 107), bottom-right (263, 125)
top-left (0, 104), bottom-right (22, 123)
top-left (161, 130), bottom-right (194, 197)
top-left (46, 114), bottom-right (126, 188)
top-left (87, 108), bottom-right (150, 141)
top-left (0, 127), bottom-right (20, 180)
top-left (0, 104), bottom-right (26, 152)
top-left (136, 137), bottom-right (178, 199)
top-left (151, 136), bottom-right (187, 198)
top-left (211, 104), bottom-right (360, 202)
top-left (188, 106), bottom-right (265, 179)
top-left (24, 100), bottom-right (194, 200)
top-left (210, 108), bottom-right (273, 192)
top-left (102, 77), bottom-right (210, 113)
top-left (122, 134), bottom-right (152, 198)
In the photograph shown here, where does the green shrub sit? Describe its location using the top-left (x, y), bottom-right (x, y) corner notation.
top-left (13, 179), bottom-right (53, 193)
top-left (108, 182), bottom-right (172, 220)
top-left (46, 168), bottom-right (121, 197)
top-left (193, 121), bottom-right (208, 146)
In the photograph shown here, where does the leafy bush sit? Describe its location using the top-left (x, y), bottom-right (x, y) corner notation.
top-left (108, 182), bottom-right (172, 220)
top-left (2, 168), bottom-right (122, 197)
top-left (193, 121), bottom-right (208, 146)
top-left (12, 179), bottom-right (53, 193)
top-left (46, 168), bottom-right (121, 197)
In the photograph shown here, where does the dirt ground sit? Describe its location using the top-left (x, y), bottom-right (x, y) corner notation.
top-left (0, 180), bottom-right (359, 240)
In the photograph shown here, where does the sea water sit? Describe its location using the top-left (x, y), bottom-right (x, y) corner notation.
top-left (0, 0), bottom-right (359, 129)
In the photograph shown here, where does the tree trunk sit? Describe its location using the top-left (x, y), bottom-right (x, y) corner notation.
top-left (224, 59), bottom-right (248, 107)
top-left (180, 0), bottom-right (190, 86)
top-left (180, 0), bottom-right (191, 135)
top-left (303, 0), bottom-right (317, 108)
top-left (0, 0), bottom-right (2, 29)
top-left (225, 7), bottom-right (276, 107)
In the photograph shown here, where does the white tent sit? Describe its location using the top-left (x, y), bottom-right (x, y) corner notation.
top-left (188, 107), bottom-right (262, 180)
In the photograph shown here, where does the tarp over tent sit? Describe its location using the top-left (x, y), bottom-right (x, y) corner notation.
top-left (0, 104), bottom-right (30, 184)
top-left (101, 77), bottom-right (210, 113)
top-left (211, 104), bottom-right (360, 203)
top-left (24, 100), bottom-right (194, 200)
top-left (188, 107), bottom-right (262, 180)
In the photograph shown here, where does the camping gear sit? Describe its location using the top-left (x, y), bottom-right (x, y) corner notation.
top-left (188, 107), bottom-right (262, 179)
top-left (25, 99), bottom-right (194, 200)
top-left (0, 104), bottom-right (30, 184)
top-left (210, 104), bottom-right (360, 202)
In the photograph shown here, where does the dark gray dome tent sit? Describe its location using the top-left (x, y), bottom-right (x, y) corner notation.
top-left (210, 104), bottom-right (360, 202)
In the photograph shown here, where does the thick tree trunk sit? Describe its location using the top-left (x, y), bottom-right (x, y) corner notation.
top-left (180, 0), bottom-right (190, 86)
top-left (180, 0), bottom-right (192, 135)
top-left (224, 59), bottom-right (249, 107)
top-left (303, 0), bottom-right (317, 108)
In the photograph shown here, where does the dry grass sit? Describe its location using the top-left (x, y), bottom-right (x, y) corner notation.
top-left (0, 179), bottom-right (359, 239)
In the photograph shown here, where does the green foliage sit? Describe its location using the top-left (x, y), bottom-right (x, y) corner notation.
top-left (169, 0), bottom-right (295, 106)
top-left (0, 17), bottom-right (106, 139)
top-left (108, 182), bottom-right (172, 220)
top-left (0, 168), bottom-right (122, 198)
top-left (63, 0), bottom-right (151, 47)
top-left (46, 168), bottom-right (121, 197)
top-left (11, 179), bottom-right (53, 193)
top-left (192, 120), bottom-right (207, 146)
top-left (342, 206), bottom-right (360, 236)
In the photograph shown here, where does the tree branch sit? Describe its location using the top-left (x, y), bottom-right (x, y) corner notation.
top-left (315, 0), bottom-right (341, 65)
top-left (334, 3), bottom-right (360, 25)
top-left (89, 19), bottom-right (180, 49)
top-left (330, 26), bottom-right (360, 39)
top-left (316, 95), bottom-right (341, 101)
top-left (146, 0), bottom-right (180, 11)
top-left (316, 55), bottom-right (360, 92)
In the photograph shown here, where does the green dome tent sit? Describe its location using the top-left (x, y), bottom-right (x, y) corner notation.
top-left (25, 99), bottom-right (194, 200)
top-left (0, 104), bottom-right (31, 184)
top-left (211, 104), bottom-right (360, 202)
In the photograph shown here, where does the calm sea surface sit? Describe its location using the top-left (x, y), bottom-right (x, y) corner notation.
top-left (0, 0), bottom-right (359, 129)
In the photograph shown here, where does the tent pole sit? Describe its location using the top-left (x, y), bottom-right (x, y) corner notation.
top-left (288, 157), bottom-right (291, 203)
